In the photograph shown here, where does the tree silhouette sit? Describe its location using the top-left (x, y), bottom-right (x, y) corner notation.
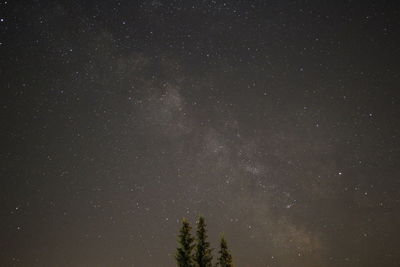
top-left (194, 217), bottom-right (213, 267)
top-left (217, 237), bottom-right (234, 267)
top-left (176, 218), bottom-right (195, 267)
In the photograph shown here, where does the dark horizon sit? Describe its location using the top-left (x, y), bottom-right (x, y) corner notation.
top-left (1, 1), bottom-right (400, 266)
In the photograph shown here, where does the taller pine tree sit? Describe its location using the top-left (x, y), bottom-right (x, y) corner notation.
top-left (176, 219), bottom-right (195, 267)
top-left (217, 237), bottom-right (233, 267)
top-left (194, 217), bottom-right (213, 267)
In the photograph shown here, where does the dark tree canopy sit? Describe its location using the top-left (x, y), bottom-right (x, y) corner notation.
top-left (217, 237), bottom-right (234, 267)
top-left (176, 219), bottom-right (195, 267)
top-left (194, 217), bottom-right (213, 267)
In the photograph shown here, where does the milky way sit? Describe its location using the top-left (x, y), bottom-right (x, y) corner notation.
top-left (1, 1), bottom-right (400, 266)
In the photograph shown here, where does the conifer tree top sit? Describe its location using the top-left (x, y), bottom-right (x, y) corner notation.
top-left (195, 217), bottom-right (213, 267)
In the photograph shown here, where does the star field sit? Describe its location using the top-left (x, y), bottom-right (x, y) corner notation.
top-left (1, 1), bottom-right (400, 266)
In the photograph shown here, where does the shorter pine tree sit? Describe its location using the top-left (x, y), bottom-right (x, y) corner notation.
top-left (217, 237), bottom-right (233, 267)
top-left (176, 219), bottom-right (195, 267)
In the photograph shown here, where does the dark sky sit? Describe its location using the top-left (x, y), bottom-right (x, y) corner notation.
top-left (1, 1), bottom-right (400, 266)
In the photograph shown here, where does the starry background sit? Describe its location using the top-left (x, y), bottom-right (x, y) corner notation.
top-left (1, 1), bottom-right (400, 266)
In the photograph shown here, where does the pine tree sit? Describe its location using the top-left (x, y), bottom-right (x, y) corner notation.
top-left (217, 237), bottom-right (234, 267)
top-left (176, 218), bottom-right (195, 267)
top-left (194, 217), bottom-right (213, 267)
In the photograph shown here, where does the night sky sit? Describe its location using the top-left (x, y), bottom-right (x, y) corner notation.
top-left (1, 1), bottom-right (400, 266)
